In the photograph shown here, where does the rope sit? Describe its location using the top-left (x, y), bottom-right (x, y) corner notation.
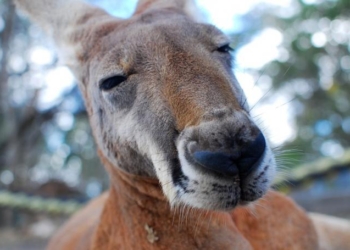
top-left (0, 190), bottom-right (83, 215)
top-left (274, 149), bottom-right (350, 194)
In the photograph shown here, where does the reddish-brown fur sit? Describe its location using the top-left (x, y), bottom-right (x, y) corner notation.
top-left (13, 0), bottom-right (350, 249)
top-left (48, 154), bottom-right (319, 250)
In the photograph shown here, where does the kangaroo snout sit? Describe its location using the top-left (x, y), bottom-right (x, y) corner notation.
top-left (178, 110), bottom-right (266, 177)
top-left (175, 112), bottom-right (273, 209)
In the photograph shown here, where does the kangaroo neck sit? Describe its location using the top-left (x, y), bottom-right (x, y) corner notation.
top-left (91, 152), bottom-right (252, 250)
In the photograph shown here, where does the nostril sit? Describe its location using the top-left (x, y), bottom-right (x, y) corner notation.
top-left (186, 132), bottom-right (266, 178)
top-left (238, 132), bottom-right (266, 176)
top-left (192, 151), bottom-right (239, 176)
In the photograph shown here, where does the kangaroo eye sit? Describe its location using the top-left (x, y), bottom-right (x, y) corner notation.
top-left (217, 44), bottom-right (234, 53)
top-left (99, 75), bottom-right (127, 91)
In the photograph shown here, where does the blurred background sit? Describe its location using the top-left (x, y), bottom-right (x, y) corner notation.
top-left (0, 0), bottom-right (349, 249)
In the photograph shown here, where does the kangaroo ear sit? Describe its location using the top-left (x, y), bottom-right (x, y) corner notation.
top-left (134, 0), bottom-right (204, 22)
top-left (14, 0), bottom-right (122, 77)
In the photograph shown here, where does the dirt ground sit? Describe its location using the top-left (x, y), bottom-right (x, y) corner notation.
top-left (0, 215), bottom-right (65, 250)
top-left (0, 229), bottom-right (47, 250)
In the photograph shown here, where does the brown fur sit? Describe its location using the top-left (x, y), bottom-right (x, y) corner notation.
top-left (48, 155), bottom-right (319, 250)
top-left (14, 0), bottom-right (350, 249)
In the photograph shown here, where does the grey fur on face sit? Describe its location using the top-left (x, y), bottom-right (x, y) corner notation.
top-left (85, 15), bottom-right (276, 210)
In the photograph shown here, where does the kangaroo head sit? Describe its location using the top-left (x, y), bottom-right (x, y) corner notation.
top-left (15, 0), bottom-right (276, 210)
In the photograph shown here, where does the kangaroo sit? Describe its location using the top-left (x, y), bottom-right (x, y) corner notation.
top-left (14, 0), bottom-right (350, 249)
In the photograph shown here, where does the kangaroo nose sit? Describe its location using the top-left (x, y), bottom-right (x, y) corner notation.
top-left (192, 151), bottom-right (239, 176)
top-left (238, 132), bottom-right (266, 177)
top-left (191, 132), bottom-right (266, 177)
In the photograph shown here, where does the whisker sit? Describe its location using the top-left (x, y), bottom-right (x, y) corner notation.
top-left (249, 87), bottom-right (273, 112)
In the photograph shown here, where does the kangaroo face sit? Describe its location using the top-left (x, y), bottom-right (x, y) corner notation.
top-left (15, 1), bottom-right (276, 210)
top-left (83, 11), bottom-right (276, 210)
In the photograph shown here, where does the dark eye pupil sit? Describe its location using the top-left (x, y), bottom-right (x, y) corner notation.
top-left (217, 44), bottom-right (233, 53)
top-left (100, 75), bottom-right (127, 91)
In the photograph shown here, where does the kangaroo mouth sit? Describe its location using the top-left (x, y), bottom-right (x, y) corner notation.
top-left (164, 121), bottom-right (276, 211)
top-left (169, 152), bottom-right (272, 210)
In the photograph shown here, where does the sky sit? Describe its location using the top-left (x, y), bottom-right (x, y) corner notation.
top-left (33, 0), bottom-right (296, 146)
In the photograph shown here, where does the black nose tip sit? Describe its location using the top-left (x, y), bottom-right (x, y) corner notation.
top-left (192, 151), bottom-right (239, 176)
top-left (238, 132), bottom-right (266, 176)
top-left (191, 133), bottom-right (266, 177)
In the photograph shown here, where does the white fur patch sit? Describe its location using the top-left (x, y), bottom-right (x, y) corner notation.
top-left (148, 143), bottom-right (177, 204)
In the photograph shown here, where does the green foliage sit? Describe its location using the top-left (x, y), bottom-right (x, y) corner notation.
top-left (0, 0), bottom-right (108, 194)
top-left (255, 0), bottom-right (350, 163)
